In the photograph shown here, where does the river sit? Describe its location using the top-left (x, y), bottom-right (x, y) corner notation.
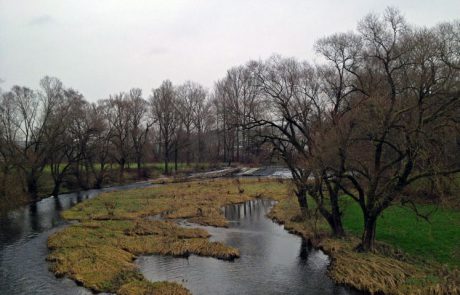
top-left (0, 181), bottom-right (358, 294)
top-left (0, 182), bottom-right (153, 295)
top-left (138, 199), bottom-right (358, 295)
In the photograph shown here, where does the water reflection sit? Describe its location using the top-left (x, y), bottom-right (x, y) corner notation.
top-left (138, 199), bottom-right (358, 295)
top-left (0, 181), bottom-right (154, 294)
top-left (298, 238), bottom-right (310, 261)
top-left (1, 184), bottom-right (360, 295)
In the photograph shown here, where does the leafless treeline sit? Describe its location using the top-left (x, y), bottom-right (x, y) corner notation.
top-left (1, 8), bottom-right (459, 250)
top-left (0, 75), bottom-right (257, 201)
top-left (242, 8), bottom-right (459, 251)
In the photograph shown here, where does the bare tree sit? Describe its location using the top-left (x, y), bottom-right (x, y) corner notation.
top-left (219, 66), bottom-right (260, 162)
top-left (101, 93), bottom-right (132, 179)
top-left (0, 91), bottom-right (20, 197)
top-left (150, 80), bottom-right (179, 175)
top-left (8, 77), bottom-right (64, 198)
top-left (88, 102), bottom-right (113, 188)
top-left (46, 88), bottom-right (83, 196)
top-left (128, 88), bottom-right (152, 177)
top-left (246, 56), bottom-right (317, 221)
top-left (333, 8), bottom-right (460, 251)
top-left (176, 81), bottom-right (199, 165)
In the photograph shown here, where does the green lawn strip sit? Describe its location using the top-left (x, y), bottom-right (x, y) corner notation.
top-left (341, 197), bottom-right (460, 267)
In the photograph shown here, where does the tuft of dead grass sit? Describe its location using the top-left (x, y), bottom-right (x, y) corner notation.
top-left (118, 280), bottom-right (192, 295)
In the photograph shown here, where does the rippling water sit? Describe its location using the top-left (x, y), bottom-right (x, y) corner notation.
top-left (138, 199), bottom-right (358, 295)
top-left (0, 182), bottom-right (153, 295)
top-left (1, 183), bottom-right (359, 294)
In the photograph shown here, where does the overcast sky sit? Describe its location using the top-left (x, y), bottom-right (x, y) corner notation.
top-left (1, 0), bottom-right (459, 101)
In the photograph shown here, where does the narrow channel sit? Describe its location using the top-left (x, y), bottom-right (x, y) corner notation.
top-left (137, 199), bottom-right (358, 295)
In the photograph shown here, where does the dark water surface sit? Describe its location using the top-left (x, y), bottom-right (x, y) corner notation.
top-left (138, 199), bottom-right (357, 295)
top-left (0, 182), bottom-right (153, 295)
top-left (1, 183), bottom-right (358, 294)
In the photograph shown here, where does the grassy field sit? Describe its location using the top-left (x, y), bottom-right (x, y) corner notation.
top-left (341, 198), bottom-right (460, 267)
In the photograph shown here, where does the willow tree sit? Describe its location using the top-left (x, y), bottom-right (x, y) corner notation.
top-left (335, 8), bottom-right (460, 251)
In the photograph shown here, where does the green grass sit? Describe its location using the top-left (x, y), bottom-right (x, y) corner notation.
top-left (40, 162), bottom-right (215, 194)
top-left (2, 161), bottom-right (220, 211)
top-left (42, 162), bottom-right (211, 173)
top-left (341, 198), bottom-right (460, 267)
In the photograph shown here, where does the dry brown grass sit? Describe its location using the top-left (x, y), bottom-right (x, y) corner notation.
top-left (48, 178), bottom-right (289, 294)
top-left (118, 280), bottom-right (192, 295)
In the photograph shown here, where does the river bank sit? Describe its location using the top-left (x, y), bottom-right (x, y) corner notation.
top-left (0, 162), bottom-right (223, 213)
top-left (45, 177), bottom-right (460, 294)
top-left (268, 195), bottom-right (460, 294)
top-left (4, 175), bottom-right (455, 294)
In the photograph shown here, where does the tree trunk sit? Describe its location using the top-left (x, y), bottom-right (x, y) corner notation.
top-left (119, 158), bottom-right (125, 180)
top-left (295, 186), bottom-right (309, 217)
top-left (197, 129), bottom-right (203, 164)
top-left (236, 127), bottom-right (240, 162)
top-left (0, 166), bottom-right (10, 196)
top-left (330, 192), bottom-right (345, 237)
top-left (186, 128), bottom-right (191, 165)
top-left (332, 215), bottom-right (345, 237)
top-left (164, 141), bottom-right (169, 175)
top-left (136, 151), bottom-right (143, 178)
top-left (95, 175), bottom-right (103, 189)
top-left (174, 143), bottom-right (178, 174)
top-left (51, 177), bottom-right (62, 197)
top-left (319, 207), bottom-right (345, 238)
top-left (26, 172), bottom-right (39, 200)
top-left (357, 214), bottom-right (378, 252)
top-left (324, 214), bottom-right (345, 237)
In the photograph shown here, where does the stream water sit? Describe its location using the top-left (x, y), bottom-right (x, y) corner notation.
top-left (0, 183), bottom-right (358, 294)
top-left (137, 199), bottom-right (358, 295)
top-left (0, 182), bottom-right (153, 295)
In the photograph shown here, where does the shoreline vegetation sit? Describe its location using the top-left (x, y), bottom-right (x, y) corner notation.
top-left (48, 178), bottom-right (460, 295)
top-left (0, 162), bottom-right (219, 212)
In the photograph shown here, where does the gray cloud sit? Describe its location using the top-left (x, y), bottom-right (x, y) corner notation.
top-left (1, 0), bottom-right (458, 102)
top-left (148, 47), bottom-right (170, 56)
top-left (28, 15), bottom-right (55, 26)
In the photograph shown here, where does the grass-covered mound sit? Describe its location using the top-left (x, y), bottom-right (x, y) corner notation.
top-left (48, 178), bottom-right (288, 294)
